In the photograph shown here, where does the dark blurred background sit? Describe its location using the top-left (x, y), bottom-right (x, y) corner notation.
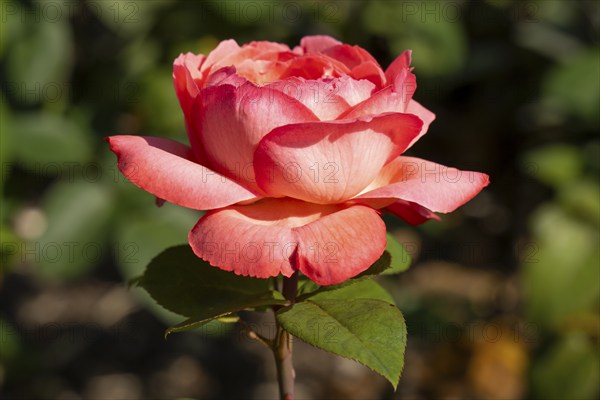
top-left (1, 0), bottom-right (598, 399)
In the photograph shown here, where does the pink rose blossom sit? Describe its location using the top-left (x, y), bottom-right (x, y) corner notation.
top-left (107, 35), bottom-right (489, 285)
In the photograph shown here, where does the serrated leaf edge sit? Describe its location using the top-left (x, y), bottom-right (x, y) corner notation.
top-left (277, 299), bottom-right (406, 389)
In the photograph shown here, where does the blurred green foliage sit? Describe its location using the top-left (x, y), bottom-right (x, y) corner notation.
top-left (521, 143), bottom-right (599, 400)
top-left (1, 0), bottom-right (598, 398)
top-left (363, 0), bottom-right (467, 76)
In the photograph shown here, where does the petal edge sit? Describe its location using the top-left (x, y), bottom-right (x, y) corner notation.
top-left (106, 135), bottom-right (259, 210)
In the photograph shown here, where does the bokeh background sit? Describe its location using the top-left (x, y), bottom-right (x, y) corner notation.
top-left (1, 0), bottom-right (599, 399)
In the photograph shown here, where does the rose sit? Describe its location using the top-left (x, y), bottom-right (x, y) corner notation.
top-left (107, 35), bottom-right (489, 285)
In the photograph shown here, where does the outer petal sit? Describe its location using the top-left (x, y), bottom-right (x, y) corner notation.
top-left (405, 99), bottom-right (436, 149)
top-left (254, 113), bottom-right (423, 204)
top-left (106, 135), bottom-right (259, 210)
top-left (195, 82), bottom-right (318, 189)
top-left (173, 52), bottom-right (205, 112)
top-left (188, 198), bottom-right (302, 278)
top-left (355, 156), bottom-right (490, 213)
top-left (385, 200), bottom-right (440, 225)
top-left (188, 198), bottom-right (386, 285)
top-left (173, 53), bottom-right (206, 161)
top-left (295, 204), bottom-right (387, 285)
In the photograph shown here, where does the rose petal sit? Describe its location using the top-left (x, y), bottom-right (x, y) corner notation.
top-left (385, 200), bottom-right (440, 225)
top-left (385, 50), bottom-right (412, 85)
top-left (207, 41), bottom-right (291, 76)
top-left (340, 68), bottom-right (416, 119)
top-left (295, 204), bottom-right (387, 285)
top-left (300, 35), bottom-right (342, 54)
top-left (322, 44), bottom-right (386, 87)
top-left (279, 54), bottom-right (350, 80)
top-left (204, 66), bottom-right (247, 88)
top-left (333, 76), bottom-right (377, 107)
top-left (201, 39), bottom-right (241, 75)
top-left (266, 76), bottom-right (376, 121)
top-left (322, 44), bottom-right (377, 69)
top-left (350, 61), bottom-right (387, 88)
top-left (356, 156), bottom-right (490, 213)
top-left (234, 59), bottom-right (290, 85)
top-left (254, 113), bottom-right (423, 204)
top-left (188, 198), bottom-right (338, 278)
top-left (173, 53), bottom-right (207, 161)
top-left (188, 198), bottom-right (386, 285)
top-left (195, 82), bottom-right (318, 189)
top-left (173, 52), bottom-right (205, 110)
top-left (405, 99), bottom-right (435, 149)
top-left (267, 78), bottom-right (351, 121)
top-left (230, 50), bottom-right (297, 85)
top-left (106, 135), bottom-right (259, 210)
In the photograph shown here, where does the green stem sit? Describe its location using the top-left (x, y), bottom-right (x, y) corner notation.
top-left (274, 271), bottom-right (298, 400)
top-left (275, 327), bottom-right (294, 400)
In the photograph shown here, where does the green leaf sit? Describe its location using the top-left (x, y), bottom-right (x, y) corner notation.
top-left (297, 275), bottom-right (320, 297)
top-left (383, 233), bottom-right (412, 274)
top-left (294, 241), bottom-right (407, 298)
top-left (299, 261), bottom-right (398, 303)
top-left (357, 251), bottom-right (392, 277)
top-left (277, 296), bottom-right (406, 389)
top-left (290, 238), bottom-right (411, 296)
top-left (217, 314), bottom-right (240, 324)
top-left (297, 235), bottom-right (410, 298)
top-left (165, 312), bottom-right (246, 337)
top-left (310, 279), bottom-right (395, 305)
top-left (137, 245), bottom-right (288, 335)
top-left (298, 251), bottom-right (395, 300)
top-left (532, 333), bottom-right (600, 400)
